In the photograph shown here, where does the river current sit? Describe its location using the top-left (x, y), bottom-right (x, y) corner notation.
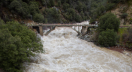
top-left (24, 23), bottom-right (132, 72)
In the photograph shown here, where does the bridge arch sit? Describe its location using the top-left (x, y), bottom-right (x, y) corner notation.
top-left (28, 24), bottom-right (98, 36)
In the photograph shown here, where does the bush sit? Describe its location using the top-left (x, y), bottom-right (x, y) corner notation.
top-left (0, 21), bottom-right (43, 72)
top-left (98, 29), bottom-right (117, 47)
top-left (9, 0), bottom-right (30, 17)
top-left (29, 1), bottom-right (39, 15)
top-left (120, 28), bottom-right (132, 48)
top-left (75, 13), bottom-right (82, 22)
top-left (33, 13), bottom-right (44, 23)
top-left (121, 13), bottom-right (128, 19)
top-left (98, 13), bottom-right (120, 32)
top-left (43, 8), bottom-right (61, 23)
top-left (106, 3), bottom-right (115, 10)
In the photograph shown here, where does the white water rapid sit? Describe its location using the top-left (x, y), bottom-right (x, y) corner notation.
top-left (24, 23), bottom-right (132, 72)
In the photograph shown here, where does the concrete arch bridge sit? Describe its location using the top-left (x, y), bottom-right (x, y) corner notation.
top-left (27, 23), bottom-right (98, 36)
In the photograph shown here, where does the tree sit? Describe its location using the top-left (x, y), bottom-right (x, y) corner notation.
top-left (121, 13), bottom-right (128, 19)
top-left (97, 13), bottom-right (120, 47)
top-left (98, 13), bottom-right (120, 32)
top-left (0, 21), bottom-right (43, 72)
top-left (98, 29), bottom-right (117, 47)
top-left (43, 8), bottom-right (61, 23)
top-left (33, 13), bottom-right (44, 23)
top-left (9, 0), bottom-right (30, 17)
top-left (29, 1), bottom-right (39, 15)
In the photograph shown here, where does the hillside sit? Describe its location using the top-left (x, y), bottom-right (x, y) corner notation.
top-left (0, 0), bottom-right (127, 24)
top-left (110, 0), bottom-right (132, 26)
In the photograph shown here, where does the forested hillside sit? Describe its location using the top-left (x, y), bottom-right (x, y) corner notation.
top-left (0, 0), bottom-right (127, 23)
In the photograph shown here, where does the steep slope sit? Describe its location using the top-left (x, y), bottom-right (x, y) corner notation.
top-left (0, 0), bottom-right (123, 24)
top-left (110, 1), bottom-right (132, 25)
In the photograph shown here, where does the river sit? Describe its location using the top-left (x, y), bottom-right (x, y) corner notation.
top-left (24, 25), bottom-right (132, 72)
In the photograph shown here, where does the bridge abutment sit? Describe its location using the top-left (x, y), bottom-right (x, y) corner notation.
top-left (39, 26), bottom-right (43, 36)
top-left (81, 26), bottom-right (88, 35)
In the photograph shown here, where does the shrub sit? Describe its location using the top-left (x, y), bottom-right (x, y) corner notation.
top-left (121, 28), bottom-right (132, 48)
top-left (9, 0), bottom-right (22, 13)
top-left (75, 13), bottom-right (82, 22)
top-left (9, 0), bottom-right (30, 17)
top-left (63, 3), bottom-right (70, 10)
top-left (33, 13), bottom-right (44, 23)
top-left (121, 13), bottom-right (128, 19)
top-left (98, 13), bottom-right (120, 32)
top-left (64, 8), bottom-right (76, 21)
top-left (0, 21), bottom-right (43, 72)
top-left (29, 1), bottom-right (39, 15)
top-left (43, 8), bottom-right (61, 23)
top-left (106, 3), bottom-right (115, 10)
top-left (98, 29), bottom-right (117, 47)
top-left (0, 18), bottom-right (5, 24)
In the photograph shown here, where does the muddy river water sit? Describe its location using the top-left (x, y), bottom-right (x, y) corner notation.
top-left (24, 27), bottom-right (132, 72)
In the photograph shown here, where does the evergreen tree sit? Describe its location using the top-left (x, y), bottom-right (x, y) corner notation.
top-left (98, 13), bottom-right (120, 32)
top-left (98, 29), bottom-right (117, 47)
top-left (0, 21), bottom-right (43, 72)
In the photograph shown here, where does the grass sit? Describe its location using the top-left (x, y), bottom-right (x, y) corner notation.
top-left (118, 28), bottom-right (128, 44)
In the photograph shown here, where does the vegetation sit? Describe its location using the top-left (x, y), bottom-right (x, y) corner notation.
top-left (0, 0), bottom-right (128, 23)
top-left (121, 13), bottom-right (128, 19)
top-left (97, 13), bottom-right (120, 47)
top-left (98, 13), bottom-right (120, 32)
top-left (98, 29), bottom-right (117, 47)
top-left (43, 8), bottom-right (61, 23)
top-left (0, 19), bottom-right (43, 72)
top-left (33, 13), bottom-right (44, 23)
top-left (119, 28), bottom-right (132, 49)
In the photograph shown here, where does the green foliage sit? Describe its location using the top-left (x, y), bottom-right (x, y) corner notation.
top-left (121, 28), bottom-right (132, 48)
top-left (43, 8), bottom-right (61, 23)
top-left (75, 13), bottom-right (82, 22)
top-left (63, 3), bottom-right (70, 10)
top-left (1, 0), bottom-right (124, 23)
top-left (41, 0), bottom-right (47, 6)
top-left (0, 18), bottom-right (5, 24)
top-left (121, 13), bottom-right (128, 19)
top-left (108, 0), bottom-right (121, 3)
top-left (98, 29), bottom-right (117, 47)
top-left (57, 0), bottom-right (61, 7)
top-left (29, 1), bottom-right (39, 15)
top-left (106, 3), bottom-right (115, 10)
top-left (0, 21), bottom-right (43, 72)
top-left (98, 13), bottom-right (120, 32)
top-left (97, 13), bottom-right (120, 47)
top-left (33, 13), bottom-right (44, 23)
top-left (9, 0), bottom-right (22, 13)
top-left (9, 0), bottom-right (30, 17)
top-left (118, 28), bottom-right (128, 43)
top-left (46, 0), bottom-right (55, 7)
top-left (129, 18), bottom-right (132, 24)
top-left (76, 1), bottom-right (85, 12)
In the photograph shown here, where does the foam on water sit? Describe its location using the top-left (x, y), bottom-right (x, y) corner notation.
top-left (24, 26), bottom-right (132, 72)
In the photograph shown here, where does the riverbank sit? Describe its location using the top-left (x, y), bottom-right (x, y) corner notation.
top-left (109, 46), bottom-right (132, 57)
top-left (79, 34), bottom-right (132, 57)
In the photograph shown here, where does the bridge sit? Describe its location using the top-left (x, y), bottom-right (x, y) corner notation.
top-left (27, 23), bottom-right (98, 36)
top-left (27, 23), bottom-right (132, 36)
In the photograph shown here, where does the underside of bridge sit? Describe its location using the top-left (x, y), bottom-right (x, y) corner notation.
top-left (33, 26), bottom-right (40, 33)
top-left (31, 24), bottom-right (97, 36)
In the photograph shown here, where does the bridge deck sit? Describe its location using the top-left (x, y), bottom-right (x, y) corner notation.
top-left (27, 23), bottom-right (132, 28)
top-left (27, 24), bottom-right (98, 27)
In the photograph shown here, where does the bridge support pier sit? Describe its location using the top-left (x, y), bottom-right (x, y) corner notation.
top-left (81, 26), bottom-right (88, 35)
top-left (45, 26), bottom-right (56, 36)
top-left (39, 26), bottom-right (43, 36)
